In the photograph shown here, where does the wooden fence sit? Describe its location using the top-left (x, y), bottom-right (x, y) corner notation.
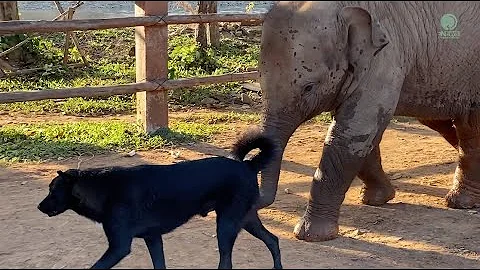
top-left (0, 1), bottom-right (265, 132)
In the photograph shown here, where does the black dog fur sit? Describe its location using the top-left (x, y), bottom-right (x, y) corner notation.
top-left (37, 127), bottom-right (282, 269)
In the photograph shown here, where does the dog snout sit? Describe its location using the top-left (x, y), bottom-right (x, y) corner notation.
top-left (37, 199), bottom-right (50, 213)
top-left (37, 203), bottom-right (46, 213)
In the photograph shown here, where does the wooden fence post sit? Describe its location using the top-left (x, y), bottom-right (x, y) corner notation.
top-left (135, 1), bottom-right (168, 133)
top-left (208, 1), bottom-right (220, 48)
top-left (196, 1), bottom-right (209, 49)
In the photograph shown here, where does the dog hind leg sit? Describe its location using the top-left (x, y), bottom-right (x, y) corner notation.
top-left (216, 215), bottom-right (242, 269)
top-left (144, 234), bottom-right (166, 269)
top-left (243, 211), bottom-right (283, 269)
top-left (215, 197), bottom-right (253, 269)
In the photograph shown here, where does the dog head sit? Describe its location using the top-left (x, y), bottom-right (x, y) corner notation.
top-left (38, 169), bottom-right (80, 217)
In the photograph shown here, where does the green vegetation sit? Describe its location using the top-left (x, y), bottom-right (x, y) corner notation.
top-left (0, 27), bottom-right (260, 116)
top-left (0, 119), bottom-right (226, 164)
top-left (182, 111), bottom-right (261, 125)
top-left (0, 110), bottom-right (336, 164)
top-left (308, 112), bottom-right (333, 124)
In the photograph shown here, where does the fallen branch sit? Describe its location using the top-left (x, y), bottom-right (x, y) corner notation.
top-left (3, 63), bottom-right (85, 77)
top-left (77, 152), bottom-right (95, 170)
top-left (0, 57), bottom-right (17, 71)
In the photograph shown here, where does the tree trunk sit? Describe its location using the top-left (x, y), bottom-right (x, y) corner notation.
top-left (196, 1), bottom-right (219, 49)
top-left (0, 1), bottom-right (24, 66)
top-left (196, 1), bottom-right (209, 49)
top-left (0, 1), bottom-right (19, 20)
top-left (207, 1), bottom-right (220, 48)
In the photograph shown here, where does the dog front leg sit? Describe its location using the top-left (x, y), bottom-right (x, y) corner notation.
top-left (91, 220), bottom-right (133, 269)
top-left (90, 245), bottom-right (131, 269)
top-left (144, 235), bottom-right (166, 269)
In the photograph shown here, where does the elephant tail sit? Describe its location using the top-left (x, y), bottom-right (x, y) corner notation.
top-left (230, 127), bottom-right (278, 173)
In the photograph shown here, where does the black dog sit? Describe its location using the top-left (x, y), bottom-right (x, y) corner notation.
top-left (37, 127), bottom-right (282, 269)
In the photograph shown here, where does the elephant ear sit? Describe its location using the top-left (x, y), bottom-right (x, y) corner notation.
top-left (340, 6), bottom-right (389, 76)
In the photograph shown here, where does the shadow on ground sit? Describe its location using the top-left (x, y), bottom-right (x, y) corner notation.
top-left (181, 141), bottom-right (455, 200)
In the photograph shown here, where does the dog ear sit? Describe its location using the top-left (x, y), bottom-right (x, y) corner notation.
top-left (57, 169), bottom-right (80, 183)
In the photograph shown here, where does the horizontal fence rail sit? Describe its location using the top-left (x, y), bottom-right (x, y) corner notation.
top-left (0, 72), bottom-right (259, 103)
top-left (0, 13), bottom-right (265, 34)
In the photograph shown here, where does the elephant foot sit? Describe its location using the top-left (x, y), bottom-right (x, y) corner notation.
top-left (293, 214), bottom-right (339, 242)
top-left (360, 183), bottom-right (396, 206)
top-left (445, 156), bottom-right (480, 209)
top-left (445, 188), bottom-right (480, 209)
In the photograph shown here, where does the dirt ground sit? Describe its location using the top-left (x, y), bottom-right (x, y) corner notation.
top-left (0, 110), bottom-right (479, 269)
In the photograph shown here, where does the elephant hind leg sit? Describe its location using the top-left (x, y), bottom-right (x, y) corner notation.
top-left (358, 145), bottom-right (396, 206)
top-left (359, 119), bottom-right (459, 206)
top-left (445, 114), bottom-right (480, 208)
top-left (418, 118), bottom-right (458, 149)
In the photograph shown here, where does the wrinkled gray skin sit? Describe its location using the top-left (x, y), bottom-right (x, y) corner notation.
top-left (255, 1), bottom-right (480, 242)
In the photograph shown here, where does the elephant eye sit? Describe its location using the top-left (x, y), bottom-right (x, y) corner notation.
top-left (303, 83), bottom-right (315, 92)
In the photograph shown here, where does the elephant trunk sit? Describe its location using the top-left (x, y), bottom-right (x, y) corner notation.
top-left (257, 114), bottom-right (300, 209)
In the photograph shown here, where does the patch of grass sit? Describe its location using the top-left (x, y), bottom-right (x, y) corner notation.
top-left (182, 111), bottom-right (261, 124)
top-left (305, 113), bottom-right (416, 125)
top-left (0, 120), bottom-right (225, 164)
top-left (180, 111), bottom-right (332, 126)
top-left (392, 116), bottom-right (416, 123)
top-left (58, 96), bottom-right (135, 116)
top-left (0, 96), bottom-right (135, 116)
top-left (166, 33), bottom-right (260, 106)
top-left (306, 112), bottom-right (333, 124)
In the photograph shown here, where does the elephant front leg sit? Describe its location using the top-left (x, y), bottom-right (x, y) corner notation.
top-left (294, 69), bottom-right (401, 241)
top-left (445, 114), bottom-right (480, 208)
top-left (294, 142), bottom-right (367, 241)
top-left (358, 145), bottom-right (396, 206)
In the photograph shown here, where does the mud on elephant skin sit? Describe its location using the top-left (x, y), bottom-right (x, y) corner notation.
top-left (246, 1), bottom-right (480, 242)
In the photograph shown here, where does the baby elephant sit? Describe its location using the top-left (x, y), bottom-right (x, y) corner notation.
top-left (37, 127), bottom-right (283, 269)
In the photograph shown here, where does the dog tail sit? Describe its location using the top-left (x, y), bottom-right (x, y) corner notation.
top-left (230, 127), bottom-right (278, 172)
